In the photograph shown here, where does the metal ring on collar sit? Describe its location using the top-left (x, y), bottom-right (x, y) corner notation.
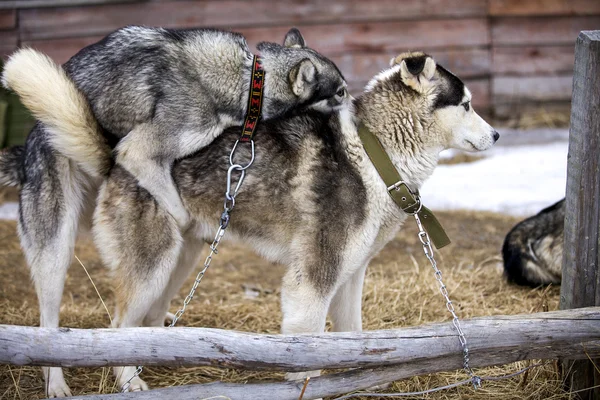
top-left (229, 139), bottom-right (255, 170)
top-left (404, 195), bottom-right (423, 215)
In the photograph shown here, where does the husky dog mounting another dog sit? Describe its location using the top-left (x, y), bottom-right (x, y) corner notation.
top-left (1, 26), bottom-right (346, 398)
top-left (2, 26), bottom-right (348, 229)
top-left (502, 199), bottom-right (565, 287)
top-left (0, 50), bottom-right (498, 396)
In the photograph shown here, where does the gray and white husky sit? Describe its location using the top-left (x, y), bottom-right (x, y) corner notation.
top-left (0, 51), bottom-right (498, 396)
top-left (503, 199), bottom-right (565, 286)
top-left (2, 26), bottom-right (348, 229)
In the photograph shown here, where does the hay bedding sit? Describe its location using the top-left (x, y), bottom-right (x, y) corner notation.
top-left (0, 209), bottom-right (567, 399)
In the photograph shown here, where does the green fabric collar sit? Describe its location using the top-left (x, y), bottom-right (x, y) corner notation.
top-left (357, 122), bottom-right (451, 249)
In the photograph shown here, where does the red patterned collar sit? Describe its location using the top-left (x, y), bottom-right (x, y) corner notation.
top-left (239, 56), bottom-right (264, 142)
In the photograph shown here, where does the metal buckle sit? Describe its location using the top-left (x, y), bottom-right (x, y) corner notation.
top-left (386, 180), bottom-right (415, 194)
top-left (387, 180), bottom-right (422, 215)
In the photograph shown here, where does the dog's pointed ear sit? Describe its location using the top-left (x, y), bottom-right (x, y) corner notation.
top-left (284, 28), bottom-right (306, 48)
top-left (394, 52), bottom-right (436, 92)
top-left (289, 58), bottom-right (316, 98)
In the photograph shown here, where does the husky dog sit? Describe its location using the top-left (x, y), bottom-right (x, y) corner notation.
top-left (2, 26), bottom-right (348, 229)
top-left (502, 199), bottom-right (565, 286)
top-left (0, 51), bottom-right (498, 396)
top-left (0, 27), bottom-right (346, 398)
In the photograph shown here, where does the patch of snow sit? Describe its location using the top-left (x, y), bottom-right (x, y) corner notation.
top-left (423, 129), bottom-right (569, 216)
top-left (0, 202), bottom-right (18, 221)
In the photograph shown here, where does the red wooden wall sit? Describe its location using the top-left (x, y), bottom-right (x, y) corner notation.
top-left (1, 0), bottom-right (599, 118)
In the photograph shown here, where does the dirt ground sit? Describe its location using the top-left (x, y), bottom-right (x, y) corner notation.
top-left (0, 198), bottom-right (570, 399)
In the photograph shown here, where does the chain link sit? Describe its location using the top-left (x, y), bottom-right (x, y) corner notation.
top-left (121, 140), bottom-right (254, 392)
top-left (413, 211), bottom-right (481, 389)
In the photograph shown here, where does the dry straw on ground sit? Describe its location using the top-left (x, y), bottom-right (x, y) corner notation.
top-left (0, 208), bottom-right (570, 400)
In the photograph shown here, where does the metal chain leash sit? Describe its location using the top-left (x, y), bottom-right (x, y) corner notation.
top-left (121, 140), bottom-right (254, 393)
top-left (412, 205), bottom-right (481, 389)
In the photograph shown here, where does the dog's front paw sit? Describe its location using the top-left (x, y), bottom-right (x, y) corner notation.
top-left (164, 311), bottom-right (176, 325)
top-left (47, 385), bottom-right (72, 398)
top-left (45, 367), bottom-right (72, 398)
top-left (122, 376), bottom-right (149, 392)
top-left (116, 366), bottom-right (150, 393)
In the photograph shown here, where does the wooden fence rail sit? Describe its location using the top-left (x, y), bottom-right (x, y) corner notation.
top-left (1, 308), bottom-right (599, 399)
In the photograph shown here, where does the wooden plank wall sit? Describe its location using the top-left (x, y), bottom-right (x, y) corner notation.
top-left (1, 0), bottom-right (599, 119)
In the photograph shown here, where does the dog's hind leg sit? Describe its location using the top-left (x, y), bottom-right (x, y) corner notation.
top-left (94, 181), bottom-right (183, 391)
top-left (143, 231), bottom-right (205, 327)
top-left (280, 264), bottom-right (335, 385)
top-left (19, 138), bottom-right (89, 397)
top-left (329, 264), bottom-right (368, 332)
top-left (114, 124), bottom-right (190, 228)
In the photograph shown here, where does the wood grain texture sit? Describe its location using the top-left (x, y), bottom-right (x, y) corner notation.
top-left (0, 0), bottom-right (140, 9)
top-left (492, 46), bottom-right (575, 75)
top-left (0, 10), bottom-right (16, 30)
top-left (492, 16), bottom-right (600, 46)
top-left (21, 18), bottom-right (490, 59)
top-left (68, 337), bottom-right (600, 400)
top-left (21, 18), bottom-right (490, 62)
top-left (492, 75), bottom-right (572, 103)
top-left (21, 35), bottom-right (105, 65)
top-left (18, 0), bottom-right (486, 41)
top-left (489, 0), bottom-right (600, 16)
top-left (0, 31), bottom-right (18, 60)
top-left (8, 308), bottom-right (590, 400)
top-left (2, 308), bottom-right (599, 369)
top-left (561, 30), bottom-right (600, 400)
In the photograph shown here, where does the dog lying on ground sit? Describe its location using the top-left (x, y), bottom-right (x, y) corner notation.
top-left (0, 51), bottom-right (498, 396)
top-left (2, 27), bottom-right (348, 229)
top-left (502, 199), bottom-right (565, 286)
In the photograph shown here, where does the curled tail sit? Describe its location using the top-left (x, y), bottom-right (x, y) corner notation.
top-left (2, 48), bottom-right (111, 177)
top-left (0, 145), bottom-right (24, 187)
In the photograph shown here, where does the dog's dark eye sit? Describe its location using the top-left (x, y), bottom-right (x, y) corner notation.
top-left (462, 101), bottom-right (470, 112)
top-left (336, 88), bottom-right (346, 97)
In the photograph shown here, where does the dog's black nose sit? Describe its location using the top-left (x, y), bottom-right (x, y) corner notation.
top-left (493, 130), bottom-right (500, 142)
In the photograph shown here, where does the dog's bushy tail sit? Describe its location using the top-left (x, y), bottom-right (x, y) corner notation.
top-left (0, 145), bottom-right (24, 187)
top-left (2, 48), bottom-right (111, 177)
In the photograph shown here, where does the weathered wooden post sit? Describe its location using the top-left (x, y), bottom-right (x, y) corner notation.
top-left (561, 30), bottom-right (600, 400)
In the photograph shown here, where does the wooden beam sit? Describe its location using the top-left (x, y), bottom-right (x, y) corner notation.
top-left (18, 0), bottom-right (486, 41)
top-left (21, 19), bottom-right (490, 62)
top-left (1, 308), bottom-right (599, 370)
top-left (26, 308), bottom-right (593, 399)
top-left (0, 30), bottom-right (17, 60)
top-left (492, 75), bottom-right (573, 104)
top-left (489, 0), bottom-right (600, 16)
top-left (0, 0), bottom-right (141, 9)
top-left (561, 30), bottom-right (600, 400)
top-left (0, 10), bottom-right (16, 30)
top-left (492, 45), bottom-right (575, 75)
top-left (492, 16), bottom-right (600, 46)
top-left (68, 340), bottom-right (600, 400)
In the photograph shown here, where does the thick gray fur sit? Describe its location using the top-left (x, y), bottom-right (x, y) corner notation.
top-left (63, 26), bottom-right (348, 227)
top-left (0, 51), bottom-right (498, 396)
top-left (502, 199), bottom-right (565, 286)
